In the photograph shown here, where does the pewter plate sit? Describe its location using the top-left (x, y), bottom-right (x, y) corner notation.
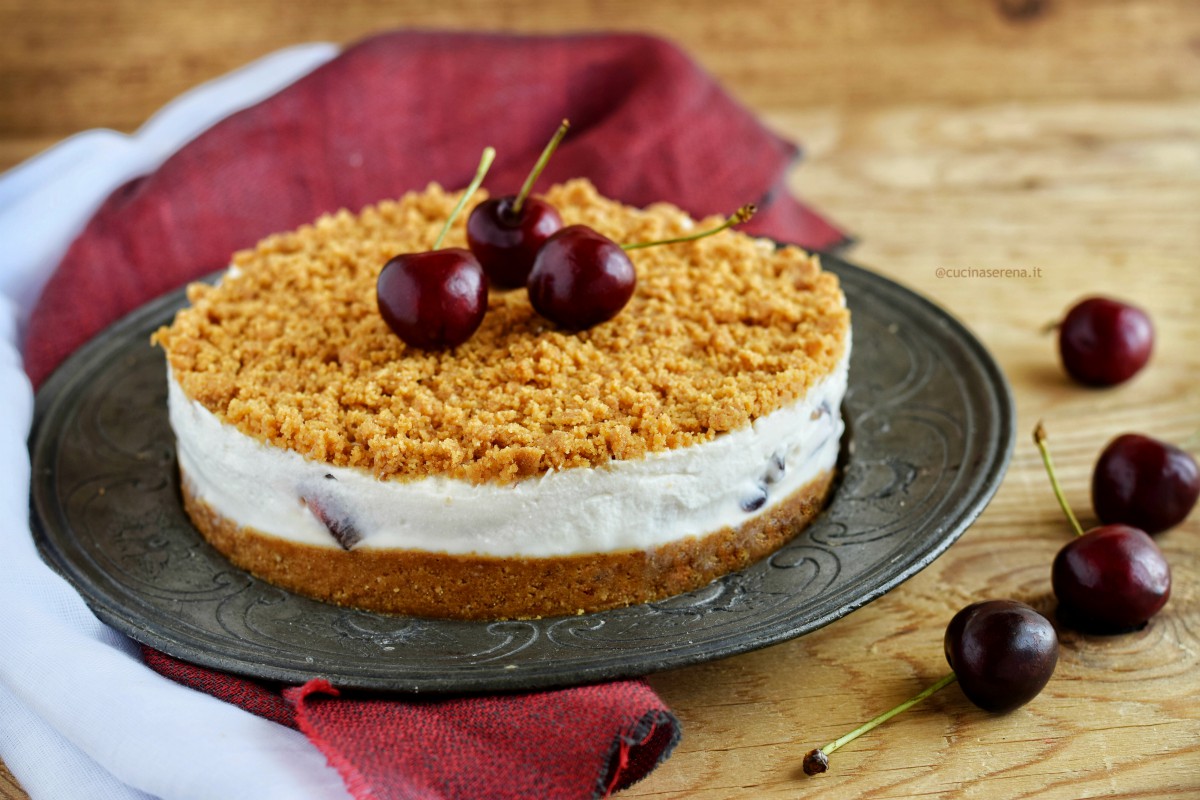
top-left (30, 254), bottom-right (1014, 693)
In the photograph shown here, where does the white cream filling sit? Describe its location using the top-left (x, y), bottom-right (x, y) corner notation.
top-left (171, 343), bottom-right (849, 558)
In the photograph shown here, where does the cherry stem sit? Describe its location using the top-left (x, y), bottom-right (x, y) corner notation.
top-left (512, 119), bottom-right (570, 216)
top-left (1032, 421), bottom-right (1086, 537)
top-left (1181, 429), bottom-right (1200, 455)
top-left (433, 146), bottom-right (496, 250)
top-left (621, 205), bottom-right (757, 251)
top-left (804, 672), bottom-right (958, 775)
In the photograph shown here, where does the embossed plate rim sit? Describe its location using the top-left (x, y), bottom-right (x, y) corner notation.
top-left (30, 252), bottom-right (1015, 693)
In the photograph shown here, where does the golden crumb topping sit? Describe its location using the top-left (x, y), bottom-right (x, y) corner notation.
top-left (154, 179), bottom-right (849, 484)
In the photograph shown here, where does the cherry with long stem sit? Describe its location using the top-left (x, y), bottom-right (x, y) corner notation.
top-left (376, 147), bottom-right (496, 350)
top-left (621, 204), bottom-right (756, 251)
top-left (803, 600), bottom-right (1057, 775)
top-left (434, 147), bottom-right (495, 250)
top-left (511, 119), bottom-right (570, 216)
top-left (1033, 421), bottom-right (1086, 537)
top-left (1034, 421), bottom-right (1171, 631)
top-left (526, 204), bottom-right (756, 330)
top-left (467, 121), bottom-right (570, 288)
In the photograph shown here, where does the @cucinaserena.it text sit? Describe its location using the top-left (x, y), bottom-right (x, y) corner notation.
top-left (935, 267), bottom-right (1043, 279)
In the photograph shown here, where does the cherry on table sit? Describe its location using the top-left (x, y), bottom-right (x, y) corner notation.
top-left (944, 600), bottom-right (1059, 713)
top-left (467, 120), bottom-right (569, 289)
top-left (527, 205), bottom-right (756, 330)
top-left (1092, 433), bottom-right (1199, 534)
top-left (1033, 422), bottom-right (1172, 633)
top-left (802, 599), bottom-right (1058, 775)
top-left (1052, 524), bottom-right (1170, 632)
top-left (1057, 296), bottom-right (1153, 387)
top-left (377, 147), bottom-right (495, 349)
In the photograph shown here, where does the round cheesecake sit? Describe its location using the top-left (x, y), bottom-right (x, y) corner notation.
top-left (154, 179), bottom-right (851, 619)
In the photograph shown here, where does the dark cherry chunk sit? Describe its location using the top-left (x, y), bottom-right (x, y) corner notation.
top-left (764, 452), bottom-right (787, 485)
top-left (304, 497), bottom-right (363, 550)
top-left (740, 483), bottom-right (769, 512)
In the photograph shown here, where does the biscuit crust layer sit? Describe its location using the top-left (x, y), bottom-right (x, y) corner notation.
top-left (181, 469), bottom-right (836, 620)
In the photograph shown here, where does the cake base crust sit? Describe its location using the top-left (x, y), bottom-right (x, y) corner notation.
top-left (181, 470), bottom-right (835, 620)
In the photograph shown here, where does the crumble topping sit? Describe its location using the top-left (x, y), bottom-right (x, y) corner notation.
top-left (154, 179), bottom-right (849, 484)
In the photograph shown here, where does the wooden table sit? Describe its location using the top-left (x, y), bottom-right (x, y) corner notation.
top-left (3, 1), bottom-right (1198, 797)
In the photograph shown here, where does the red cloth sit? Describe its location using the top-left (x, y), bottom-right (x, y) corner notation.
top-left (141, 649), bottom-right (676, 800)
top-left (23, 30), bottom-right (846, 388)
top-left (24, 30), bottom-right (848, 799)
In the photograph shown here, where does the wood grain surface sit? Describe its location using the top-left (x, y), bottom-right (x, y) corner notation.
top-left (3, 0), bottom-right (1199, 797)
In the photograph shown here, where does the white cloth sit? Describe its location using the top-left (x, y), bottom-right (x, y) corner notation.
top-left (0, 45), bottom-right (357, 800)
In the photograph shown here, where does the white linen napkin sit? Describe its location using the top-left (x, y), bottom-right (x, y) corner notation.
top-left (0, 43), bottom-right (356, 800)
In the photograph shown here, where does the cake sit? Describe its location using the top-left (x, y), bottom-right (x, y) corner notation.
top-left (154, 179), bottom-right (851, 620)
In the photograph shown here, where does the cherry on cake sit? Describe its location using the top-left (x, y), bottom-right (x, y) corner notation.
top-left (153, 179), bottom-right (851, 620)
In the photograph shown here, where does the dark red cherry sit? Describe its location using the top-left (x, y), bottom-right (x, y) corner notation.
top-left (1035, 423), bottom-right (1174, 633)
top-left (466, 196), bottom-right (563, 288)
top-left (466, 120), bottom-right (569, 289)
top-left (1058, 297), bottom-right (1153, 386)
top-left (802, 599), bottom-right (1058, 775)
top-left (303, 496), bottom-right (361, 551)
top-left (524, 205), bottom-right (757, 331)
top-left (376, 147), bottom-right (494, 349)
top-left (1052, 524), bottom-right (1171, 631)
top-left (527, 225), bottom-right (636, 330)
top-left (1092, 433), bottom-right (1199, 534)
top-left (376, 249), bottom-right (487, 349)
top-left (944, 600), bottom-right (1059, 713)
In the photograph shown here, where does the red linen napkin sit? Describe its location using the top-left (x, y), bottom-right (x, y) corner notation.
top-left (24, 29), bottom-right (846, 389)
top-left (141, 649), bottom-right (677, 799)
top-left (24, 30), bottom-right (848, 799)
